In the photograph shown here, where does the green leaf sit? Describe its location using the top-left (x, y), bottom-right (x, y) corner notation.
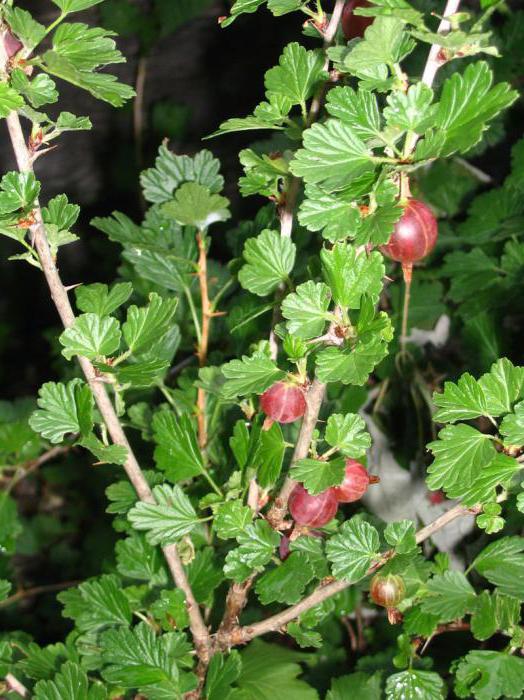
top-left (325, 87), bottom-right (382, 142)
top-left (162, 182), bottom-right (230, 228)
top-left (187, 548), bottom-right (224, 604)
top-left (324, 413), bottom-right (371, 457)
top-left (471, 591), bottom-right (521, 641)
top-left (224, 521), bottom-right (280, 581)
top-left (420, 571), bottom-right (476, 622)
top-left (100, 622), bottom-right (180, 692)
top-left (321, 244), bottom-right (384, 309)
top-left (55, 111), bottom-right (92, 132)
top-left (33, 662), bottom-right (93, 700)
top-left (115, 532), bottom-right (168, 585)
top-left (315, 335), bottom-right (390, 386)
top-left (214, 501), bottom-right (253, 540)
top-left (472, 537), bottom-right (524, 600)
top-left (52, 0), bottom-right (105, 11)
top-left (0, 492), bottom-right (22, 553)
top-left (128, 484), bottom-right (200, 546)
top-left (454, 651), bottom-right (524, 700)
top-left (290, 120), bottom-right (375, 191)
top-left (384, 520), bottom-right (417, 554)
top-left (344, 16), bottom-right (407, 72)
top-left (151, 589), bottom-right (189, 632)
top-left (255, 552), bottom-right (315, 605)
top-left (29, 379), bottom-right (93, 443)
top-left (327, 672), bottom-right (382, 700)
top-left (238, 229), bottom-right (296, 296)
top-left (386, 670), bottom-right (445, 700)
top-left (0, 580), bottom-right (11, 602)
top-left (460, 453), bottom-right (520, 507)
top-left (326, 518), bottom-right (380, 582)
top-left (59, 313), bottom-right (121, 360)
top-left (238, 148), bottom-right (289, 199)
top-left (75, 282), bottom-right (133, 316)
top-left (281, 281), bottom-right (332, 339)
top-left (10, 70), bottom-right (58, 109)
top-left (287, 623), bottom-right (323, 649)
top-left (291, 457), bottom-right (345, 495)
top-left (426, 424), bottom-right (496, 498)
top-left (478, 358), bottom-right (524, 416)
top-left (265, 42), bottom-right (325, 107)
top-left (0, 172), bottom-right (40, 214)
top-left (253, 421), bottom-right (286, 488)
top-left (4, 7), bottom-right (46, 50)
top-left (222, 353), bottom-right (285, 398)
top-left (42, 51), bottom-right (135, 107)
top-left (267, 0), bottom-right (306, 17)
top-left (433, 372), bottom-right (491, 423)
top-left (234, 640), bottom-right (318, 700)
top-left (153, 411), bottom-right (204, 482)
top-left (141, 146), bottom-right (224, 204)
top-left (77, 433), bottom-right (128, 466)
top-left (298, 184), bottom-right (362, 241)
top-left (204, 651), bottom-right (242, 700)
top-left (433, 61), bottom-right (518, 156)
top-left (58, 574), bottom-right (131, 632)
top-left (100, 359), bottom-right (169, 388)
top-left (384, 83), bottom-right (435, 133)
top-left (500, 400), bottom-right (524, 445)
top-left (123, 293), bottom-right (178, 355)
top-left (220, 0), bottom-right (265, 27)
top-left (50, 23), bottom-right (125, 71)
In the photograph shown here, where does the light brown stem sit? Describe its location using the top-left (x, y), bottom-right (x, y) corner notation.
top-left (266, 379), bottom-right (326, 529)
top-left (4, 674), bottom-right (28, 698)
top-left (403, 0), bottom-right (462, 155)
top-left (196, 231), bottom-right (210, 449)
top-left (232, 502), bottom-right (478, 644)
top-left (1, 99), bottom-right (211, 664)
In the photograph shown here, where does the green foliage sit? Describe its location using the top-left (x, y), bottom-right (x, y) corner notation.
top-left (1, 1), bottom-right (524, 698)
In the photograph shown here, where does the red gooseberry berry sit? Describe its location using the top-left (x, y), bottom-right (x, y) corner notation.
top-left (369, 573), bottom-right (406, 624)
top-left (289, 484), bottom-right (338, 527)
top-left (341, 0), bottom-right (374, 41)
top-left (333, 459), bottom-right (380, 503)
top-left (260, 381), bottom-right (306, 425)
top-left (380, 199), bottom-right (438, 282)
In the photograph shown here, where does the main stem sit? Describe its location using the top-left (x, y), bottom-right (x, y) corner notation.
top-left (196, 231), bottom-right (210, 449)
top-left (1, 108), bottom-right (211, 663)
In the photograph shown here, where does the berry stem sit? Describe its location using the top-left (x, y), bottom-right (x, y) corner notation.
top-left (400, 264), bottom-right (412, 353)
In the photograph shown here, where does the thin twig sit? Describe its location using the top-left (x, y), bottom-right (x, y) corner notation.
top-left (0, 580), bottom-right (79, 609)
top-left (0, 42), bottom-right (211, 666)
top-left (5, 444), bottom-right (71, 493)
top-left (133, 55), bottom-right (147, 170)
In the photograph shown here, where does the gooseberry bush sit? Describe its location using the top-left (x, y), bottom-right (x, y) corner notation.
top-left (1, 0), bottom-right (524, 698)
